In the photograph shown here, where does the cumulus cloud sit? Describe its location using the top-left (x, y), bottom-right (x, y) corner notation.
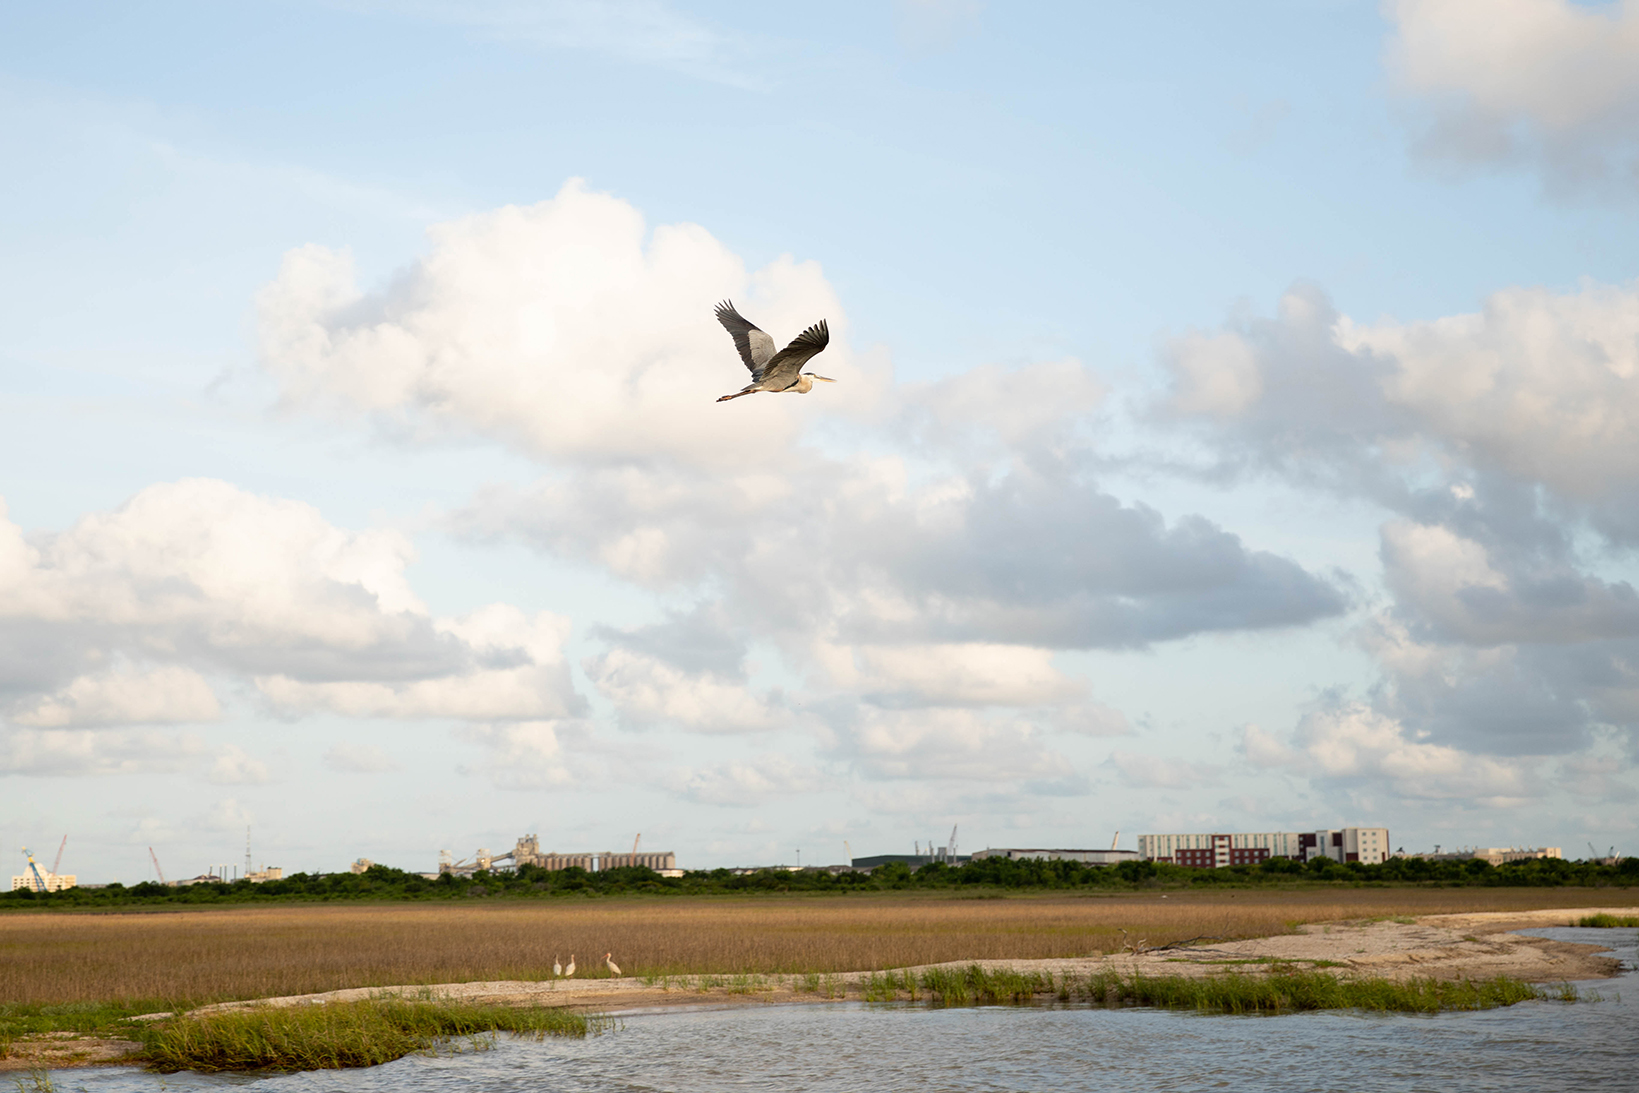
top-left (1161, 280), bottom-right (1639, 765)
top-left (0, 727), bottom-right (205, 777)
top-left (1260, 701), bottom-right (1538, 802)
top-left (455, 720), bottom-right (580, 790)
top-left (0, 481), bottom-right (584, 777)
top-left (830, 707), bottom-right (1075, 785)
top-left (209, 746), bottom-right (271, 785)
top-left (668, 753), bottom-right (824, 806)
top-left (1162, 279), bottom-right (1639, 507)
top-left (10, 664), bottom-right (220, 727)
top-left (254, 181), bottom-right (1367, 812)
top-left (258, 179), bottom-right (879, 470)
top-left (583, 647), bottom-right (780, 733)
top-left (1388, 0), bottom-right (1639, 191)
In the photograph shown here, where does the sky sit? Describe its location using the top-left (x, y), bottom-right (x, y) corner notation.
top-left (5, 0), bottom-right (1639, 883)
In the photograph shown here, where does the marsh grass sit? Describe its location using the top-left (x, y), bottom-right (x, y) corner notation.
top-left (137, 1000), bottom-right (598, 1073)
top-left (861, 964), bottom-right (1571, 1014)
top-left (3, 889), bottom-right (1627, 1006)
top-left (1577, 913), bottom-right (1639, 927)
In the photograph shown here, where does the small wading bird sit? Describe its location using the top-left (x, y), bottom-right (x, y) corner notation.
top-left (564, 954), bottom-right (576, 979)
top-left (714, 300), bottom-right (833, 402)
top-left (553, 955), bottom-right (562, 977)
top-left (605, 952), bottom-right (622, 977)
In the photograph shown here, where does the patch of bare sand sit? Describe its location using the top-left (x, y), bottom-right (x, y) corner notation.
top-left (0, 1033), bottom-right (141, 1072)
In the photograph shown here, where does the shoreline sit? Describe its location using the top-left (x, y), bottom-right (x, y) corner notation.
top-left (7, 907), bottom-right (1632, 1072)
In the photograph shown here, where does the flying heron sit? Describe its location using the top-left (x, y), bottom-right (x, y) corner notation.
top-left (714, 300), bottom-right (834, 402)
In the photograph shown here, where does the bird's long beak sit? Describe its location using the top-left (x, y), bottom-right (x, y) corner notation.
top-left (809, 375), bottom-right (836, 383)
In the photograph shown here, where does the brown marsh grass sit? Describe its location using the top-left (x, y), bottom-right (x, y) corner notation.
top-left (1, 887), bottom-right (1627, 1006)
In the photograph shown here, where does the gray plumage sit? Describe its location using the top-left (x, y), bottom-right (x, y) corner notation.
top-left (714, 300), bottom-right (834, 402)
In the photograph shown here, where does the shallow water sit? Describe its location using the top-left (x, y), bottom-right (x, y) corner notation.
top-left (56, 927), bottom-right (1637, 1092)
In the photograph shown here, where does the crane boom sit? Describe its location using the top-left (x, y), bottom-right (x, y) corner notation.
top-left (21, 848), bottom-right (49, 893)
top-left (51, 835), bottom-right (67, 876)
top-left (1111, 830), bottom-right (1121, 850)
top-left (632, 833), bottom-right (641, 856)
top-left (149, 846), bottom-right (167, 886)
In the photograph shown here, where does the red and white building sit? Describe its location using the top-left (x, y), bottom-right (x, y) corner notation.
top-left (1138, 827), bottom-right (1390, 868)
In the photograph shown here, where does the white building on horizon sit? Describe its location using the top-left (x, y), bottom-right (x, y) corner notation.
top-left (1138, 827), bottom-right (1390, 868)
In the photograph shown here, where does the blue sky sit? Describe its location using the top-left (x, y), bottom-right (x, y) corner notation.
top-left (5, 0), bottom-right (1639, 882)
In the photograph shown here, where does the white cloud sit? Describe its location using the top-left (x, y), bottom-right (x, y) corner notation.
top-left (1338, 280), bottom-right (1639, 501)
top-left (1245, 702), bottom-right (1536, 801)
top-left (456, 720), bottom-right (578, 790)
top-left (1106, 750), bottom-right (1221, 790)
top-left (583, 647), bottom-right (779, 733)
top-left (0, 727), bottom-right (205, 777)
top-left (257, 179), bottom-right (879, 470)
top-left (209, 746), bottom-right (271, 785)
top-left (1164, 279), bottom-right (1639, 504)
top-left (10, 664), bottom-right (220, 727)
top-left (1389, 0), bottom-right (1639, 189)
top-left (0, 481), bottom-right (586, 780)
top-left (816, 641), bottom-right (1089, 708)
top-left (834, 707), bottom-right (1074, 784)
top-left (256, 605), bottom-right (580, 722)
top-left (668, 753), bottom-right (823, 806)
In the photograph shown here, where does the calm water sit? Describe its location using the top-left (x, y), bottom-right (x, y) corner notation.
top-left (57, 928), bottom-right (1637, 1092)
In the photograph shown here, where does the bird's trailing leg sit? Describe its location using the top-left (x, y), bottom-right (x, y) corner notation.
top-left (716, 388), bottom-right (759, 402)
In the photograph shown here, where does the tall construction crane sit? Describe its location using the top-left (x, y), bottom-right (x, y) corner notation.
top-left (149, 847), bottom-right (168, 886)
top-left (632, 833), bottom-right (641, 856)
top-left (50, 836), bottom-right (67, 877)
top-left (20, 848), bottom-right (49, 893)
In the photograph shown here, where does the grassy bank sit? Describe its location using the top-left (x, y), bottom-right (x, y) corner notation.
top-left (137, 999), bottom-right (598, 1073)
top-left (860, 964), bottom-right (1574, 1014)
top-left (1577, 913), bottom-right (1639, 927)
top-left (3, 889), bottom-right (1630, 1006)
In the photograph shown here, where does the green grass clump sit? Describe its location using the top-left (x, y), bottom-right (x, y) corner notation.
top-left (138, 999), bottom-right (601, 1073)
top-left (860, 964), bottom-right (1568, 1015)
top-left (1070, 969), bottom-right (1551, 1014)
top-left (0, 1000), bottom-right (168, 1043)
top-left (1577, 913), bottom-right (1639, 927)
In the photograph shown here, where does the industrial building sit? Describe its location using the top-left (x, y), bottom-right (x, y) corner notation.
top-left (969, 848), bottom-right (1138, 865)
top-left (1138, 827), bottom-right (1390, 868)
top-left (1407, 846), bottom-right (1562, 865)
top-left (440, 834), bottom-right (680, 877)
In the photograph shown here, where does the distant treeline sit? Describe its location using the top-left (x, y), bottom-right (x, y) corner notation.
top-left (7, 854), bottom-right (1637, 908)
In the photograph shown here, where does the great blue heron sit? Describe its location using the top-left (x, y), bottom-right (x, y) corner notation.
top-left (714, 300), bottom-right (834, 402)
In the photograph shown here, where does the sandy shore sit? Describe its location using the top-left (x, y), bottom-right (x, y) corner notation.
top-left (6, 907), bottom-right (1631, 1071)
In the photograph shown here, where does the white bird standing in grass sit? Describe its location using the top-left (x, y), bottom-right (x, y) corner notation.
top-left (564, 955), bottom-right (576, 979)
top-left (605, 952), bottom-right (621, 977)
top-left (714, 301), bottom-right (833, 402)
top-left (553, 955), bottom-right (562, 977)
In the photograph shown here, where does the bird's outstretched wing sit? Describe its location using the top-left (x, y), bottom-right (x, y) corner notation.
top-left (715, 300), bottom-right (777, 379)
top-left (759, 320), bottom-right (830, 387)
